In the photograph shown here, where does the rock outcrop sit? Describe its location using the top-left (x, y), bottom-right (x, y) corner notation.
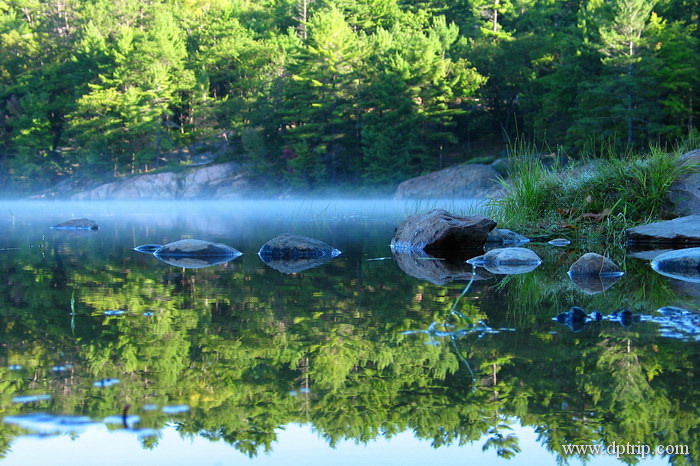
top-left (625, 215), bottom-right (700, 244)
top-left (390, 209), bottom-right (496, 255)
top-left (394, 163), bottom-right (505, 199)
top-left (668, 149), bottom-right (700, 216)
top-left (68, 162), bottom-right (251, 200)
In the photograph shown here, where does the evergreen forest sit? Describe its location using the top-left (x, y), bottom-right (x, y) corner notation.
top-left (1, 0), bottom-right (699, 191)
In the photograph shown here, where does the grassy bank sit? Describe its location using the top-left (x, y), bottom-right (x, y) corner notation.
top-left (488, 139), bottom-right (698, 243)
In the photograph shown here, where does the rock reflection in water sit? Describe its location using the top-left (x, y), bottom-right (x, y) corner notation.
top-left (392, 249), bottom-right (489, 285)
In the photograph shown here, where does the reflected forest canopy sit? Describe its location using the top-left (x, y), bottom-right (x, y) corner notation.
top-left (0, 202), bottom-right (697, 464)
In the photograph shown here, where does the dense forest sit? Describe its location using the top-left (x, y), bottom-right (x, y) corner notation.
top-left (1, 0), bottom-right (699, 191)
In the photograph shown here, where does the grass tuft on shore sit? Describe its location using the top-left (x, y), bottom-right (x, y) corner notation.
top-left (489, 141), bottom-right (696, 241)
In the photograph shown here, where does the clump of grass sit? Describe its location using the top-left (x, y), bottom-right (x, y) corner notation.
top-left (490, 141), bottom-right (696, 241)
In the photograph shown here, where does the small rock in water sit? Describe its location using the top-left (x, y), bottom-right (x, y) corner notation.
top-left (568, 253), bottom-right (623, 276)
top-left (258, 234), bottom-right (340, 273)
top-left (467, 247), bottom-right (542, 275)
top-left (93, 378), bottom-right (120, 388)
top-left (548, 238), bottom-right (571, 247)
top-left (8, 364), bottom-right (22, 371)
top-left (134, 244), bottom-right (162, 254)
top-left (554, 306), bottom-right (590, 332)
top-left (104, 310), bottom-right (125, 316)
top-left (650, 247), bottom-right (700, 283)
top-left (143, 311), bottom-right (154, 316)
top-left (51, 218), bottom-right (99, 231)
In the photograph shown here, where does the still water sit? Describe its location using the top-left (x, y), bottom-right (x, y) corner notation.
top-left (0, 200), bottom-right (697, 465)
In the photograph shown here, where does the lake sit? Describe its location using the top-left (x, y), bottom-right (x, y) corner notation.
top-left (0, 200), bottom-right (697, 465)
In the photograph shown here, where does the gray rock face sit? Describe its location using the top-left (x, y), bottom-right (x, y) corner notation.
top-left (668, 149), bottom-right (700, 216)
top-left (394, 164), bottom-right (506, 199)
top-left (258, 234), bottom-right (340, 260)
top-left (51, 218), bottom-right (99, 230)
top-left (391, 209), bottom-right (496, 256)
top-left (625, 215), bottom-right (700, 244)
top-left (392, 249), bottom-right (492, 285)
top-left (485, 229), bottom-right (530, 244)
top-left (155, 239), bottom-right (242, 258)
top-left (567, 253), bottom-right (623, 294)
top-left (467, 247), bottom-right (542, 274)
top-left (650, 247), bottom-right (700, 283)
top-left (69, 162), bottom-right (249, 200)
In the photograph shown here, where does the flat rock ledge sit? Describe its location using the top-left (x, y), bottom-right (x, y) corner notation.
top-left (390, 209), bottom-right (497, 255)
top-left (625, 215), bottom-right (700, 244)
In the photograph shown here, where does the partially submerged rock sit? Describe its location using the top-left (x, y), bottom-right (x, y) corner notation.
top-left (258, 234), bottom-right (340, 274)
top-left (51, 218), bottom-right (99, 230)
top-left (554, 306), bottom-right (602, 332)
top-left (392, 249), bottom-right (492, 285)
top-left (485, 228), bottom-right (530, 244)
top-left (153, 255), bottom-right (239, 269)
top-left (390, 209), bottom-right (496, 256)
top-left (625, 215), bottom-right (700, 244)
top-left (547, 238), bottom-right (571, 247)
top-left (650, 247), bottom-right (700, 283)
top-left (467, 247), bottom-right (542, 275)
top-left (155, 239), bottom-right (242, 260)
top-left (568, 253), bottom-right (622, 276)
top-left (567, 253), bottom-right (623, 294)
top-left (258, 234), bottom-right (340, 260)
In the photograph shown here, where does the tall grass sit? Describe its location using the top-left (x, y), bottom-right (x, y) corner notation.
top-left (489, 140), bottom-right (696, 240)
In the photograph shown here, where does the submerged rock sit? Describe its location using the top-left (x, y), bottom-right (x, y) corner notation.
top-left (51, 218), bottom-right (99, 230)
top-left (467, 247), bottom-right (542, 275)
top-left (650, 247), bottom-right (700, 283)
top-left (392, 249), bottom-right (492, 285)
top-left (625, 215), bottom-right (700, 244)
top-left (485, 228), bottom-right (530, 244)
top-left (554, 306), bottom-right (597, 332)
top-left (134, 244), bottom-right (162, 254)
top-left (258, 234), bottom-right (340, 260)
top-left (390, 209), bottom-right (496, 256)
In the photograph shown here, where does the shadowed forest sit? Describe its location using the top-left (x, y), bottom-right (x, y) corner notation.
top-left (1, 0), bottom-right (699, 192)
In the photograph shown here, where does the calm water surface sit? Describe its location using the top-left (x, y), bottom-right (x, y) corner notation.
top-left (0, 200), bottom-right (697, 465)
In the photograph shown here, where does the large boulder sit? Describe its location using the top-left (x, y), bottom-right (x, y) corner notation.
top-left (625, 215), bottom-right (700, 244)
top-left (467, 247), bottom-right (542, 275)
top-left (650, 247), bottom-right (700, 283)
top-left (668, 149), bottom-right (700, 216)
top-left (394, 164), bottom-right (506, 199)
top-left (51, 218), bottom-right (99, 230)
top-left (390, 209), bottom-right (496, 255)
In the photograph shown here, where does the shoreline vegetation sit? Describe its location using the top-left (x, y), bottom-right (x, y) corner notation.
top-left (488, 138), bottom-right (700, 243)
top-left (1, 0), bottom-right (699, 198)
